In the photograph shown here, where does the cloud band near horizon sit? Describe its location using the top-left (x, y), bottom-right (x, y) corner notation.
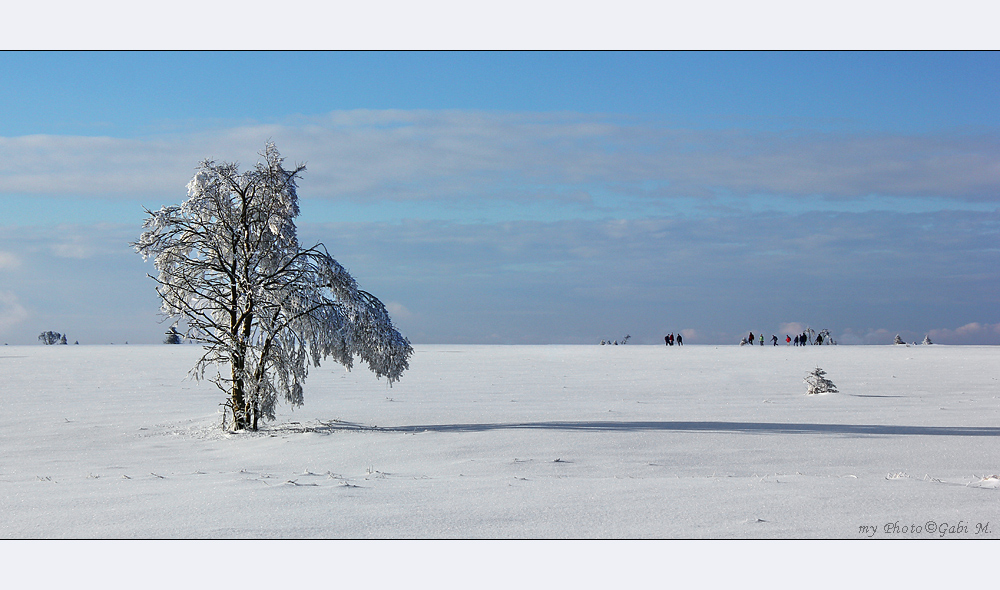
top-left (0, 208), bottom-right (996, 345)
top-left (0, 111), bottom-right (997, 212)
top-left (0, 109), bottom-right (997, 345)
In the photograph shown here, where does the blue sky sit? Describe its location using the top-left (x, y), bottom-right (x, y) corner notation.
top-left (1, 50), bottom-right (998, 344)
top-left (5, 52), bottom-right (999, 136)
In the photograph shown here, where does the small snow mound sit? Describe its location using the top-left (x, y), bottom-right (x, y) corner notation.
top-left (138, 417), bottom-right (228, 441)
top-left (969, 475), bottom-right (1000, 489)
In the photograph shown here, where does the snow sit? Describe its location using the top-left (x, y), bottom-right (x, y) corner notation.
top-left (1, 343), bottom-right (999, 540)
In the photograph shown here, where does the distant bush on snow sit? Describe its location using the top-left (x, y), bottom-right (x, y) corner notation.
top-left (38, 331), bottom-right (68, 345)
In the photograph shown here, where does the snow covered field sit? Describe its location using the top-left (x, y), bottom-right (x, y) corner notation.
top-left (2, 343), bottom-right (998, 539)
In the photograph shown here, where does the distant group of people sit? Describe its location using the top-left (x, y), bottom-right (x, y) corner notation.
top-left (597, 330), bottom-right (831, 346)
top-left (792, 332), bottom-right (823, 346)
top-left (664, 333), bottom-right (683, 346)
top-left (741, 331), bottom-right (825, 346)
top-left (740, 332), bottom-right (769, 346)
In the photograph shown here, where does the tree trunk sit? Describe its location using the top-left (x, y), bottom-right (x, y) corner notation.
top-left (231, 351), bottom-right (249, 430)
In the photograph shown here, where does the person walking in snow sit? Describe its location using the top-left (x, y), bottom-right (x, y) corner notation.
top-left (748, 332), bottom-right (755, 346)
top-left (677, 334), bottom-right (683, 345)
top-left (759, 334), bottom-right (764, 346)
top-left (786, 335), bottom-right (791, 345)
top-left (771, 334), bottom-right (778, 346)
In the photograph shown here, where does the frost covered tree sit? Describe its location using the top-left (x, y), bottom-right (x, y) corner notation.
top-left (134, 143), bottom-right (413, 431)
top-left (164, 325), bottom-right (182, 345)
top-left (38, 331), bottom-right (64, 345)
top-left (922, 334), bottom-right (933, 345)
top-left (805, 366), bottom-right (838, 395)
top-left (894, 334), bottom-right (905, 345)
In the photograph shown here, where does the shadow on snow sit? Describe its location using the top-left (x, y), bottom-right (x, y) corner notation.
top-left (295, 420), bottom-right (1000, 437)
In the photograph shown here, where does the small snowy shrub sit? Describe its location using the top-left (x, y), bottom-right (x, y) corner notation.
top-left (164, 325), bottom-right (182, 345)
top-left (893, 334), bottom-right (905, 345)
top-left (38, 331), bottom-right (67, 345)
top-left (805, 366), bottom-right (838, 395)
top-left (923, 335), bottom-right (933, 345)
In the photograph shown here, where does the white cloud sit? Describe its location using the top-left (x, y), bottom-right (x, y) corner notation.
top-left (0, 291), bottom-right (28, 334)
top-left (1, 111), bottom-right (997, 213)
top-left (0, 251), bottom-right (20, 270)
top-left (836, 329), bottom-right (894, 345)
top-left (50, 243), bottom-right (95, 259)
top-left (43, 225), bottom-right (134, 260)
top-left (779, 322), bottom-right (805, 335)
top-left (929, 323), bottom-right (1000, 345)
top-left (385, 301), bottom-right (413, 320)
